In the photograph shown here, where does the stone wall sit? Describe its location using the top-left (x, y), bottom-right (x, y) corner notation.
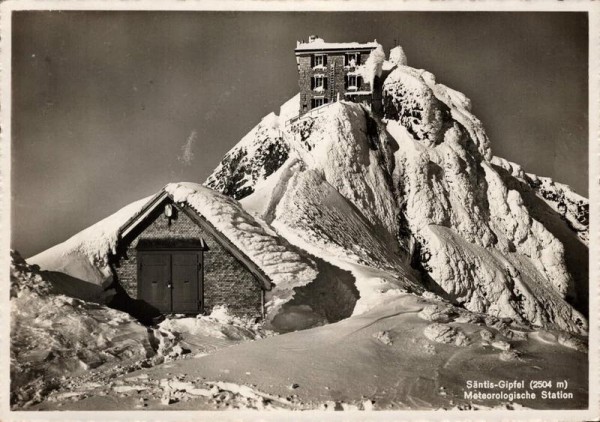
top-left (113, 200), bottom-right (262, 318)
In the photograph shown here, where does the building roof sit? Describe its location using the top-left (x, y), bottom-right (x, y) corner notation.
top-left (118, 186), bottom-right (273, 291)
top-left (295, 37), bottom-right (378, 54)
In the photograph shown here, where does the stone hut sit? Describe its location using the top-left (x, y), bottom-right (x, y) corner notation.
top-left (110, 188), bottom-right (271, 319)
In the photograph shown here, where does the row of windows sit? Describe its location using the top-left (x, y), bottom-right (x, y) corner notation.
top-left (310, 52), bottom-right (362, 68)
top-left (310, 75), bottom-right (363, 90)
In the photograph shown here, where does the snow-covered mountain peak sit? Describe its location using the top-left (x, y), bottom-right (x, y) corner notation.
top-left (205, 49), bottom-right (588, 333)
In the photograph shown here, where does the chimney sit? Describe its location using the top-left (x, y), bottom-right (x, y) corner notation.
top-left (308, 35), bottom-right (318, 43)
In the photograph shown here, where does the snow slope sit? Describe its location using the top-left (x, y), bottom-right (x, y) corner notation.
top-left (39, 293), bottom-right (588, 411)
top-left (172, 294), bottom-right (587, 410)
top-left (28, 197), bottom-right (151, 285)
top-left (206, 49), bottom-right (588, 333)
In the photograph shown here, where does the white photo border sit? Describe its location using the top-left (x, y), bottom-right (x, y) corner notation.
top-left (1, 1), bottom-right (598, 421)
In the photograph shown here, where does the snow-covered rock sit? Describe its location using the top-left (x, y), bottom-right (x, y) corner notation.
top-left (491, 156), bottom-right (588, 244)
top-left (423, 323), bottom-right (470, 347)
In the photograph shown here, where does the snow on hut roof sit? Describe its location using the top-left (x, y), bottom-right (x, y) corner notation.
top-left (295, 37), bottom-right (379, 53)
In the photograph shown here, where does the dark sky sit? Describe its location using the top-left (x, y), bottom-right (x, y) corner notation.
top-left (12, 11), bottom-right (588, 257)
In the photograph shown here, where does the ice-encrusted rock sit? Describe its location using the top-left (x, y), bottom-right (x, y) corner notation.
top-left (417, 304), bottom-right (457, 323)
top-left (383, 65), bottom-right (490, 159)
top-left (488, 155), bottom-right (589, 317)
top-left (499, 350), bottom-right (522, 361)
top-left (479, 329), bottom-right (494, 342)
top-left (491, 156), bottom-right (588, 244)
top-left (491, 340), bottom-right (511, 351)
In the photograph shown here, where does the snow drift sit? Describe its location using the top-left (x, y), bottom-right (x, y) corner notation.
top-left (27, 196), bottom-right (152, 286)
top-left (205, 48), bottom-right (588, 333)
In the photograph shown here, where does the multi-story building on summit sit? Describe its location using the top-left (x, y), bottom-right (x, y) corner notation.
top-left (294, 35), bottom-right (382, 117)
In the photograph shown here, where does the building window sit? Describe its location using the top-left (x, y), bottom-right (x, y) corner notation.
top-left (312, 54), bottom-right (327, 68)
top-left (346, 75), bottom-right (362, 90)
top-left (346, 75), bottom-right (358, 89)
top-left (311, 97), bottom-right (328, 108)
top-left (311, 75), bottom-right (328, 91)
top-left (345, 53), bottom-right (360, 66)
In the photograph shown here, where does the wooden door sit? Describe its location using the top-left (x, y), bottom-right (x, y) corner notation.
top-left (171, 252), bottom-right (201, 313)
top-left (138, 250), bottom-right (203, 313)
top-left (139, 253), bottom-right (171, 312)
